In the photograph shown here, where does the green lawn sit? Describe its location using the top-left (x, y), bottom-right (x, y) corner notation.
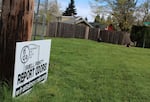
top-left (1, 38), bottom-right (150, 102)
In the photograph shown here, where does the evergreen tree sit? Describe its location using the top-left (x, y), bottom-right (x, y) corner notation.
top-left (94, 14), bottom-right (100, 23)
top-left (106, 15), bottom-right (113, 25)
top-left (85, 17), bottom-right (88, 21)
top-left (63, 0), bottom-right (77, 16)
top-left (100, 15), bottom-right (106, 24)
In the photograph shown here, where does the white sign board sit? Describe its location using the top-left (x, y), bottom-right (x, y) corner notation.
top-left (13, 40), bottom-right (51, 97)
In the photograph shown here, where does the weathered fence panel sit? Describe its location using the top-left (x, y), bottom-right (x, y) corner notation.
top-left (88, 28), bottom-right (99, 41)
top-left (113, 32), bottom-right (120, 44)
top-left (59, 23), bottom-right (75, 38)
top-left (109, 31), bottom-right (114, 43)
top-left (46, 22), bottom-right (86, 39)
top-left (100, 30), bottom-right (108, 42)
top-left (74, 25), bottom-right (86, 39)
top-left (46, 22), bottom-right (56, 37)
top-left (98, 30), bottom-right (131, 45)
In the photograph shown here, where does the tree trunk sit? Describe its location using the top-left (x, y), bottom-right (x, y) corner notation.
top-left (0, 0), bottom-right (34, 81)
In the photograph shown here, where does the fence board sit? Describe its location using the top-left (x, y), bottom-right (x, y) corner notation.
top-left (46, 22), bottom-right (57, 37)
top-left (60, 23), bottom-right (75, 38)
top-left (109, 31), bottom-right (114, 43)
top-left (75, 25), bottom-right (86, 39)
top-left (89, 28), bottom-right (99, 41)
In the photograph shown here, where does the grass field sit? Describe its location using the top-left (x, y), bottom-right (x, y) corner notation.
top-left (1, 38), bottom-right (150, 102)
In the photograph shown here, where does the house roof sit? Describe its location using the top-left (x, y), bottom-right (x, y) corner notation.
top-left (90, 22), bottom-right (107, 29)
top-left (61, 16), bottom-right (75, 24)
top-left (61, 16), bottom-right (93, 28)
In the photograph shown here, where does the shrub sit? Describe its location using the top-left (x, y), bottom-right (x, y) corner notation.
top-left (131, 26), bottom-right (150, 48)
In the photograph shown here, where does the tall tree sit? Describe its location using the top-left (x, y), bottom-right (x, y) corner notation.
top-left (100, 15), bottom-right (105, 24)
top-left (37, 0), bottom-right (60, 22)
top-left (135, 0), bottom-right (150, 24)
top-left (112, 0), bottom-right (137, 31)
top-left (63, 0), bottom-right (77, 16)
top-left (85, 17), bottom-right (88, 21)
top-left (94, 14), bottom-right (101, 23)
top-left (91, 0), bottom-right (137, 31)
top-left (41, 0), bottom-right (61, 22)
top-left (106, 15), bottom-right (113, 25)
top-left (142, 0), bottom-right (150, 22)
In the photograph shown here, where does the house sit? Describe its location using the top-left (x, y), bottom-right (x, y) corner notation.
top-left (90, 22), bottom-right (107, 30)
top-left (50, 15), bottom-right (93, 28)
top-left (61, 16), bottom-right (93, 28)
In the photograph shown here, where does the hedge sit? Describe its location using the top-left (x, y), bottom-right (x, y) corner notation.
top-left (131, 26), bottom-right (150, 48)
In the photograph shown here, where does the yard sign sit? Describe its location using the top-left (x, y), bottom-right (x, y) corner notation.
top-left (13, 40), bottom-right (51, 97)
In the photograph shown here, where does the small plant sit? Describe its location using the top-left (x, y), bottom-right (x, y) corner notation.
top-left (0, 81), bottom-right (12, 102)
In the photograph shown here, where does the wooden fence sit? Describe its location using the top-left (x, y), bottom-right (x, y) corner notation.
top-left (46, 22), bottom-right (86, 38)
top-left (46, 22), bottom-right (131, 45)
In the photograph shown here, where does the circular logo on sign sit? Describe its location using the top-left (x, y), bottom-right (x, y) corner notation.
top-left (20, 46), bottom-right (30, 64)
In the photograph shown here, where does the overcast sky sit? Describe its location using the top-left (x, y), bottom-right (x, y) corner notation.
top-left (57, 0), bottom-right (145, 22)
top-left (36, 0), bottom-right (146, 22)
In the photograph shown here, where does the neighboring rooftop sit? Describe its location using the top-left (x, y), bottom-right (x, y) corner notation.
top-left (90, 22), bottom-right (107, 30)
top-left (61, 16), bottom-right (93, 28)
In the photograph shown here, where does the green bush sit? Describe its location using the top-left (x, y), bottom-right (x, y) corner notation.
top-left (131, 26), bottom-right (150, 48)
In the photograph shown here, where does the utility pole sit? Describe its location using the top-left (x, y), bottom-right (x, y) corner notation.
top-left (34, 0), bottom-right (40, 40)
top-left (0, 0), bottom-right (34, 81)
top-left (41, 0), bottom-right (48, 39)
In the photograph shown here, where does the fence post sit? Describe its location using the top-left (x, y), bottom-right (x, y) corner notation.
top-left (85, 26), bottom-right (89, 39)
top-left (55, 22), bottom-right (59, 37)
top-left (46, 23), bottom-right (49, 36)
top-left (0, 0), bottom-right (34, 81)
top-left (97, 28), bottom-right (101, 40)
